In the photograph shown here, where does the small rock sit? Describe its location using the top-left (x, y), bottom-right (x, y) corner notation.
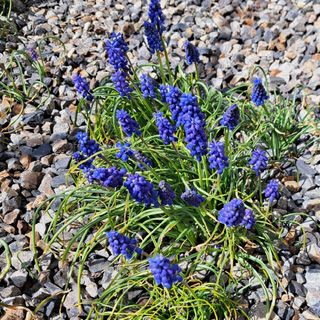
top-left (3, 209), bottom-right (21, 225)
top-left (296, 159), bottom-right (317, 177)
top-left (11, 251), bottom-right (34, 270)
top-left (52, 140), bottom-right (72, 154)
top-left (20, 171), bottom-right (43, 190)
top-left (11, 270), bottom-right (28, 288)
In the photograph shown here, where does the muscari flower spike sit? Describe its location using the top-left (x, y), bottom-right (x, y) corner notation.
top-left (116, 109), bottom-right (141, 137)
top-left (90, 167), bottom-right (126, 188)
top-left (220, 104), bottom-right (240, 130)
top-left (144, 21), bottom-right (164, 54)
top-left (133, 150), bottom-right (153, 170)
top-left (105, 32), bottom-right (129, 71)
top-left (252, 78), bottom-right (269, 107)
top-left (111, 70), bottom-right (132, 98)
top-left (249, 148), bottom-right (268, 176)
top-left (181, 189), bottom-right (205, 207)
top-left (158, 180), bottom-right (175, 206)
top-left (73, 132), bottom-right (100, 170)
top-left (218, 199), bottom-right (246, 228)
top-left (148, 0), bottom-right (165, 34)
top-left (72, 74), bottom-right (93, 101)
top-left (208, 141), bottom-right (229, 174)
top-left (264, 179), bottom-right (280, 203)
top-left (106, 231), bottom-right (142, 260)
top-left (240, 209), bottom-right (256, 230)
top-left (184, 41), bottom-right (200, 65)
top-left (149, 255), bottom-right (182, 289)
top-left (154, 111), bottom-right (177, 145)
top-left (116, 142), bottom-right (134, 162)
top-left (179, 93), bottom-right (207, 160)
top-left (28, 47), bottom-right (38, 61)
top-left (159, 85), bottom-right (182, 123)
top-left (124, 173), bottom-right (159, 207)
top-left (140, 74), bottom-right (157, 99)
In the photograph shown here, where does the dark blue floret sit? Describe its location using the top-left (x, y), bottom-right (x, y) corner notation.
top-left (116, 142), bottom-right (134, 162)
top-left (220, 104), bottom-right (240, 130)
top-left (208, 141), bottom-right (229, 174)
top-left (240, 209), bottom-right (256, 229)
top-left (111, 70), bottom-right (132, 98)
top-left (148, 0), bottom-right (165, 34)
top-left (140, 74), bottom-right (157, 98)
top-left (90, 167), bottom-right (126, 188)
top-left (158, 180), bottom-right (175, 206)
top-left (149, 255), bottom-right (182, 289)
top-left (249, 148), bottom-right (268, 176)
top-left (105, 32), bottom-right (129, 71)
top-left (154, 112), bottom-right (177, 145)
top-left (72, 74), bottom-right (93, 101)
top-left (160, 85), bottom-right (182, 123)
top-left (181, 189), bottom-right (205, 207)
top-left (133, 151), bottom-right (153, 170)
top-left (264, 179), bottom-right (280, 203)
top-left (116, 110), bottom-right (141, 137)
top-left (106, 231), bottom-right (142, 259)
top-left (184, 41), bottom-right (200, 65)
top-left (124, 173), bottom-right (159, 207)
top-left (73, 132), bottom-right (100, 170)
top-left (218, 199), bottom-right (246, 228)
top-left (144, 21), bottom-right (164, 54)
top-left (252, 78), bottom-right (269, 107)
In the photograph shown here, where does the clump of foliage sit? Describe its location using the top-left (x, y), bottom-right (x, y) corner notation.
top-left (30, 0), bottom-right (317, 319)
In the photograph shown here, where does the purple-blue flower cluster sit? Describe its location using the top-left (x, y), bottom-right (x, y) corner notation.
top-left (208, 141), bottom-right (229, 174)
top-left (124, 173), bottom-right (159, 207)
top-left (72, 74), bottom-right (93, 101)
top-left (181, 189), bottom-right (205, 207)
top-left (154, 112), bottom-right (177, 145)
top-left (149, 255), bottom-right (182, 289)
top-left (28, 47), bottom-right (38, 61)
top-left (184, 41), bottom-right (200, 65)
top-left (133, 150), bottom-right (153, 170)
top-left (148, 0), bottom-right (165, 34)
top-left (240, 209), bottom-right (256, 229)
top-left (220, 104), bottom-right (239, 130)
top-left (90, 167), bottom-right (126, 188)
top-left (116, 142), bottom-right (134, 161)
top-left (144, 21), bottom-right (164, 54)
top-left (249, 148), bottom-right (268, 176)
top-left (158, 180), bottom-right (175, 206)
top-left (73, 132), bottom-right (100, 170)
top-left (160, 85), bottom-right (182, 123)
top-left (140, 74), bottom-right (157, 98)
top-left (116, 110), bottom-right (141, 137)
top-left (218, 199), bottom-right (255, 229)
top-left (179, 93), bottom-right (207, 160)
top-left (105, 32), bottom-right (129, 71)
top-left (111, 70), bottom-right (132, 98)
top-left (252, 78), bottom-right (269, 107)
top-left (106, 231), bottom-right (142, 259)
top-left (264, 179), bottom-right (280, 203)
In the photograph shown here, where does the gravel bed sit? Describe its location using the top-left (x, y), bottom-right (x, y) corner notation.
top-left (0, 0), bottom-right (320, 319)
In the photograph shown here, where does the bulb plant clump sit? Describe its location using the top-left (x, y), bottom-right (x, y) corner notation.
top-left (33, 0), bottom-right (317, 319)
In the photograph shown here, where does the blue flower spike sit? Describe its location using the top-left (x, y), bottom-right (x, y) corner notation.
top-left (252, 78), bottom-right (269, 107)
top-left (149, 255), bottom-right (182, 289)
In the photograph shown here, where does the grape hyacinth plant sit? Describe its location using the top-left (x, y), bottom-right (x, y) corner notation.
top-left (72, 73), bottom-right (93, 101)
top-left (252, 78), bottom-right (269, 107)
top-left (264, 179), bottom-right (280, 203)
top-left (249, 148), bottom-right (268, 176)
top-left (106, 231), bottom-right (142, 259)
top-left (149, 255), bottom-right (182, 289)
top-left (34, 0), bottom-right (319, 319)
